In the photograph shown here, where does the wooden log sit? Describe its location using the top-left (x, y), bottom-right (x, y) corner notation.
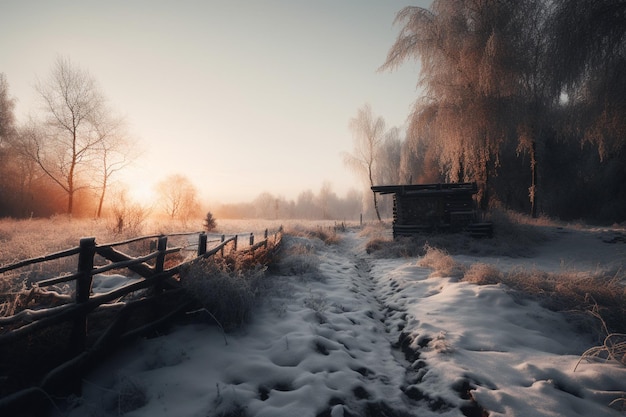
top-left (0, 269), bottom-right (177, 344)
top-left (37, 247), bottom-right (180, 288)
top-left (0, 246), bottom-right (81, 274)
top-left (95, 245), bottom-right (155, 278)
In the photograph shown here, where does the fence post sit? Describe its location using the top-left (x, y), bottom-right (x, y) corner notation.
top-left (198, 233), bottom-right (207, 257)
top-left (264, 229), bottom-right (268, 247)
top-left (70, 237), bottom-right (96, 394)
top-left (221, 234), bottom-right (225, 256)
top-left (154, 236), bottom-right (167, 294)
top-left (155, 236), bottom-right (167, 273)
top-left (249, 232), bottom-right (254, 246)
top-left (233, 235), bottom-right (238, 252)
top-left (75, 237), bottom-right (96, 305)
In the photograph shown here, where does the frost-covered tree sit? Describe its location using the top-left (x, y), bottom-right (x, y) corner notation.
top-left (376, 131), bottom-right (402, 186)
top-left (93, 116), bottom-right (140, 218)
top-left (381, 0), bottom-right (539, 209)
top-left (0, 74), bottom-right (18, 216)
top-left (549, 0), bottom-right (626, 159)
top-left (0, 74), bottom-right (15, 147)
top-left (156, 174), bottom-right (200, 221)
top-left (21, 56), bottom-right (136, 216)
top-left (23, 56), bottom-right (136, 215)
top-left (343, 104), bottom-right (397, 221)
top-left (510, 0), bottom-right (552, 217)
top-left (26, 56), bottom-right (105, 214)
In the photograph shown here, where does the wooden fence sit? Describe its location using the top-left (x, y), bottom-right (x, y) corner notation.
top-left (0, 228), bottom-right (282, 416)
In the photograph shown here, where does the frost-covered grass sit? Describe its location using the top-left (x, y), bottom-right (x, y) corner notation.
top-left (417, 244), bottom-right (626, 336)
top-left (2, 216), bottom-right (626, 416)
top-left (180, 251), bottom-right (270, 331)
top-left (0, 217), bottom-right (289, 307)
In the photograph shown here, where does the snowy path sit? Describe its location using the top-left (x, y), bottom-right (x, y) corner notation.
top-left (61, 230), bottom-right (626, 417)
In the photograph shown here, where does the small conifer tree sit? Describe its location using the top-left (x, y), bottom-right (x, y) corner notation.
top-left (204, 211), bottom-right (217, 232)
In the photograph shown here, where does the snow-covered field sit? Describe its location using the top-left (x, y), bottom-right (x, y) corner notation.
top-left (56, 225), bottom-right (626, 417)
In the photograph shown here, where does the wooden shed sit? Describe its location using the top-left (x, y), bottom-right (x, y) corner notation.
top-left (371, 182), bottom-right (492, 238)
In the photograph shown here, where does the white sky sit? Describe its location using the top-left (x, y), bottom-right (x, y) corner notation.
top-left (0, 1), bottom-right (430, 204)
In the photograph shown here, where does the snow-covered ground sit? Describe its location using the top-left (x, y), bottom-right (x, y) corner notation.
top-left (58, 226), bottom-right (626, 417)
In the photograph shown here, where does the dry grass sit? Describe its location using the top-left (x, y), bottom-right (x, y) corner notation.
top-left (0, 217), bottom-right (286, 316)
top-left (412, 235), bottom-right (626, 374)
top-left (463, 263), bottom-right (503, 285)
top-left (179, 242), bottom-right (278, 331)
top-left (416, 250), bottom-right (626, 337)
top-left (418, 245), bottom-right (465, 279)
top-left (283, 223), bottom-right (346, 245)
top-left (273, 236), bottom-right (321, 278)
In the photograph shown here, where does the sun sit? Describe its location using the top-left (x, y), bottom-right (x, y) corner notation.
top-left (132, 182), bottom-right (157, 206)
top-left (123, 178), bottom-right (158, 206)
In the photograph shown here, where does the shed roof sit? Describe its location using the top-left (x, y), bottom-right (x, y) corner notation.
top-left (371, 182), bottom-right (478, 196)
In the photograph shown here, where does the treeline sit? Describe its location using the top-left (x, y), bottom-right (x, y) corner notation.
top-left (211, 185), bottom-right (364, 221)
top-left (375, 0), bottom-right (626, 224)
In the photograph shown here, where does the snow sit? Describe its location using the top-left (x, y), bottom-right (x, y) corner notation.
top-left (57, 226), bottom-right (626, 417)
top-left (91, 274), bottom-right (141, 294)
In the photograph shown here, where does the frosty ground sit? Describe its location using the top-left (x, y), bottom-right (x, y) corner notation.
top-left (57, 224), bottom-right (626, 417)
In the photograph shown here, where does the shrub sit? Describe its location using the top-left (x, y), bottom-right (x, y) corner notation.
top-left (179, 254), bottom-right (266, 331)
top-left (418, 245), bottom-right (465, 279)
top-left (284, 224), bottom-right (341, 245)
top-left (272, 236), bottom-right (322, 280)
top-left (365, 236), bottom-right (424, 258)
top-left (463, 263), bottom-right (503, 285)
top-left (108, 191), bottom-right (151, 237)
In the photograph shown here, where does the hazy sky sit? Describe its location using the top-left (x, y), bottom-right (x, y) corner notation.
top-left (1, 1), bottom-right (431, 204)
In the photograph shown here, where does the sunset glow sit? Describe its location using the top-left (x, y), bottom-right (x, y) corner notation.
top-left (124, 179), bottom-right (157, 207)
top-left (0, 1), bottom-right (426, 204)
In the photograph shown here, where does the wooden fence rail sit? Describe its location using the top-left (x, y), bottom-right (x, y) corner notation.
top-left (0, 228), bottom-right (282, 416)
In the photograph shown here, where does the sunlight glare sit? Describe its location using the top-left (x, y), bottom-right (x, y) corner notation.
top-left (126, 180), bottom-right (157, 206)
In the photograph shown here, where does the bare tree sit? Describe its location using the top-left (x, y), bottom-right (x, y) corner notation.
top-left (109, 188), bottom-right (151, 236)
top-left (93, 114), bottom-right (140, 218)
top-left (156, 174), bottom-right (201, 221)
top-left (376, 131), bottom-right (402, 186)
top-left (296, 189), bottom-right (319, 219)
top-left (26, 56), bottom-right (111, 215)
top-left (316, 181), bottom-right (338, 220)
top-left (343, 104), bottom-right (395, 221)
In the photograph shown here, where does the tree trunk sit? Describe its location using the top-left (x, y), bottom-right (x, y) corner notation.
top-left (96, 177), bottom-right (107, 218)
top-left (372, 191), bottom-right (381, 222)
top-left (68, 190), bottom-right (74, 215)
top-left (530, 140), bottom-right (538, 218)
top-left (368, 166), bottom-right (381, 221)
